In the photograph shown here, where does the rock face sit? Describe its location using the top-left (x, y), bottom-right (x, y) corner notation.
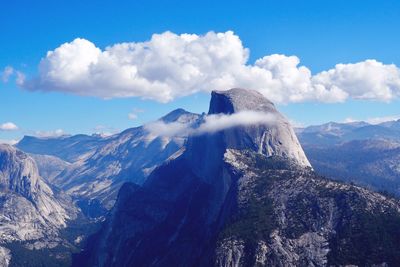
top-left (218, 150), bottom-right (400, 266)
top-left (0, 246), bottom-right (11, 267)
top-left (75, 88), bottom-right (400, 267)
top-left (29, 153), bottom-right (71, 183)
top-left (0, 145), bottom-right (77, 265)
top-left (16, 109), bottom-right (201, 212)
top-left (56, 109), bottom-right (200, 210)
top-left (16, 134), bottom-right (105, 163)
top-left (206, 89), bottom-right (311, 168)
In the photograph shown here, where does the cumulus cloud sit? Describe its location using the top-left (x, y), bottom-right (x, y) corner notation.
top-left (144, 110), bottom-right (277, 137)
top-left (19, 31), bottom-right (400, 103)
top-left (0, 122), bottom-right (18, 131)
top-left (313, 60), bottom-right (400, 102)
top-left (1, 66), bottom-right (14, 82)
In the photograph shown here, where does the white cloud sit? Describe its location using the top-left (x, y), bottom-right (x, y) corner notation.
top-left (0, 139), bottom-right (19, 145)
top-left (313, 60), bottom-right (400, 102)
top-left (144, 110), bottom-right (277, 137)
top-left (0, 122), bottom-right (18, 131)
top-left (128, 108), bottom-right (144, 120)
top-left (19, 31), bottom-right (400, 104)
top-left (128, 113), bottom-right (138, 120)
top-left (34, 129), bottom-right (65, 137)
top-left (366, 115), bottom-right (400, 124)
top-left (15, 71), bottom-right (25, 86)
top-left (344, 115), bottom-right (400, 125)
top-left (343, 117), bottom-right (358, 124)
top-left (288, 119), bottom-right (305, 128)
top-left (1, 66), bottom-right (14, 82)
top-left (93, 125), bottom-right (119, 136)
top-left (196, 111), bottom-right (277, 134)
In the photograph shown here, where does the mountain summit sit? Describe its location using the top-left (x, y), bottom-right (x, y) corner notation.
top-left (209, 88), bottom-right (277, 114)
top-left (76, 89), bottom-right (400, 267)
top-left (187, 88), bottom-right (311, 170)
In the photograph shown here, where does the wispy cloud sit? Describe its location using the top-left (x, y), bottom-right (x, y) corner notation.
top-left (93, 125), bottom-right (119, 136)
top-left (34, 129), bottom-right (65, 137)
top-left (144, 111), bottom-right (277, 137)
top-left (196, 111), bottom-right (277, 134)
top-left (1, 66), bottom-right (14, 82)
top-left (345, 115), bottom-right (400, 125)
top-left (15, 71), bottom-right (25, 86)
top-left (0, 139), bottom-right (19, 145)
top-left (0, 122), bottom-right (18, 131)
top-left (128, 108), bottom-right (144, 120)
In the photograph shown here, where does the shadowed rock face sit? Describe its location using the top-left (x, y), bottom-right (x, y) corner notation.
top-left (75, 89), bottom-right (400, 267)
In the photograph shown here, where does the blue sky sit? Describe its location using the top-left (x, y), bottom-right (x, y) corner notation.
top-left (1, 0), bottom-right (400, 142)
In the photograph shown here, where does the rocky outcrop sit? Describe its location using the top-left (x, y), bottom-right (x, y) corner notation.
top-left (207, 88), bottom-right (311, 168)
top-left (75, 89), bottom-right (400, 267)
top-left (219, 149), bottom-right (400, 266)
top-left (0, 145), bottom-right (77, 265)
top-left (29, 153), bottom-right (71, 183)
top-left (0, 247), bottom-right (11, 267)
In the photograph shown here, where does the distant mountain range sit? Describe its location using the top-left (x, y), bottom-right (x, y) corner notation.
top-left (297, 120), bottom-right (400, 195)
top-left (16, 109), bottom-right (200, 215)
top-left (1, 89), bottom-right (399, 266)
top-left (297, 119), bottom-right (400, 146)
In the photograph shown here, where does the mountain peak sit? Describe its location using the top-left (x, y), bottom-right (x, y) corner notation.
top-left (209, 88), bottom-right (276, 115)
top-left (160, 108), bottom-right (198, 123)
top-left (187, 88), bottom-right (311, 169)
top-left (160, 108), bottom-right (199, 123)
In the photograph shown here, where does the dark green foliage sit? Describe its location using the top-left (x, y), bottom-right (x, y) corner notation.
top-left (220, 155), bottom-right (278, 247)
top-left (7, 212), bottom-right (101, 267)
top-left (221, 195), bottom-right (276, 243)
top-left (378, 189), bottom-right (399, 199)
top-left (303, 141), bottom-right (400, 197)
top-left (7, 242), bottom-right (70, 267)
top-left (219, 154), bottom-right (297, 245)
top-left (328, 209), bottom-right (400, 266)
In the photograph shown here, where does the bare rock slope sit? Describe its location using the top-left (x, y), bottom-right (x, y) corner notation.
top-left (0, 145), bottom-right (77, 265)
top-left (75, 89), bottom-right (400, 267)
